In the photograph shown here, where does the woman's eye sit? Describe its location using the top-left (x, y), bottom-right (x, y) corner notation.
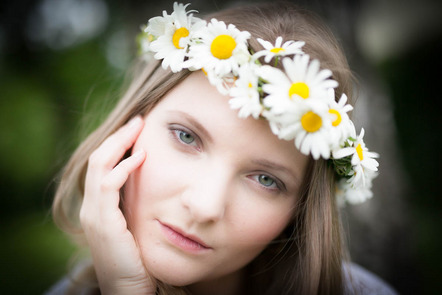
top-left (170, 126), bottom-right (200, 149)
top-left (257, 174), bottom-right (277, 188)
top-left (178, 130), bottom-right (195, 144)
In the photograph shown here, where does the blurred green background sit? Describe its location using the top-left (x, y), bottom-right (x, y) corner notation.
top-left (1, 0), bottom-right (440, 294)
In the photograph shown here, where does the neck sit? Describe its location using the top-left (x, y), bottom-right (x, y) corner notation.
top-left (187, 269), bottom-right (245, 295)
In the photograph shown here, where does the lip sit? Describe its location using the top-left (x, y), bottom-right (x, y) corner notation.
top-left (157, 220), bottom-right (212, 253)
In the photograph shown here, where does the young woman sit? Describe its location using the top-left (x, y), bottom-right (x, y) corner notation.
top-left (49, 2), bottom-right (395, 294)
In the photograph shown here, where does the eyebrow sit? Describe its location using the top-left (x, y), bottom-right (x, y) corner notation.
top-left (166, 110), bottom-right (213, 143)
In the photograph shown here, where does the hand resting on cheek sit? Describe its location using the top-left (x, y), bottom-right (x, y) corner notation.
top-left (80, 116), bottom-right (155, 295)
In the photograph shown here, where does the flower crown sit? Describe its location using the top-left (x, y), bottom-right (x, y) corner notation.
top-left (137, 2), bottom-right (379, 205)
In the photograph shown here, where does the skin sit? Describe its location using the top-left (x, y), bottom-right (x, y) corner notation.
top-left (80, 72), bottom-right (308, 295)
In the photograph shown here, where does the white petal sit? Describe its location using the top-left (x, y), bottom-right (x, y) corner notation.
top-left (333, 147), bottom-right (354, 159)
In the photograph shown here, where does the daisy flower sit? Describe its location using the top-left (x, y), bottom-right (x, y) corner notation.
top-left (136, 25), bottom-right (155, 61)
top-left (228, 63), bottom-right (263, 119)
top-left (184, 19), bottom-right (251, 76)
top-left (202, 67), bottom-right (236, 95)
top-left (336, 176), bottom-right (374, 205)
top-left (347, 164), bottom-right (379, 189)
top-left (333, 129), bottom-right (379, 170)
top-left (333, 128), bottom-right (379, 186)
top-left (145, 7), bottom-right (173, 37)
top-left (253, 36), bottom-right (305, 63)
top-left (259, 54), bottom-right (338, 116)
top-left (326, 89), bottom-right (355, 149)
top-left (292, 103), bottom-right (334, 159)
top-left (264, 99), bottom-right (334, 159)
top-left (148, 2), bottom-right (205, 72)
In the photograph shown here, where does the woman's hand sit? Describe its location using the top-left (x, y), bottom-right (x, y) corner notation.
top-left (80, 116), bottom-right (155, 294)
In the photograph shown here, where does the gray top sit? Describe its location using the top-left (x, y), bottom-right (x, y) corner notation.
top-left (45, 262), bottom-right (398, 294)
top-left (343, 263), bottom-right (398, 295)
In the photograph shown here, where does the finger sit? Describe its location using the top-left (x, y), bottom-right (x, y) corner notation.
top-left (90, 116), bottom-right (144, 171)
top-left (101, 149), bottom-right (146, 191)
top-left (83, 149), bottom-right (146, 218)
top-left (85, 149), bottom-right (146, 219)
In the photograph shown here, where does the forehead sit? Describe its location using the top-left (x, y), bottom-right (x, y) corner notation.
top-left (158, 71), bottom-right (233, 119)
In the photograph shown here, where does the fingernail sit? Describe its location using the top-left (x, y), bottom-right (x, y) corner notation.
top-left (128, 116), bottom-right (142, 129)
top-left (132, 149), bottom-right (145, 158)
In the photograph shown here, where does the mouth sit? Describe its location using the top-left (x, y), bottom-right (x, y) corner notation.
top-left (157, 220), bottom-right (212, 253)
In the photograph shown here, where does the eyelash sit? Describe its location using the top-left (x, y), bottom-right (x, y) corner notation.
top-left (250, 173), bottom-right (285, 193)
top-left (169, 125), bottom-right (201, 150)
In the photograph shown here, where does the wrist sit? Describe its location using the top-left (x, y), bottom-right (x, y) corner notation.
top-left (100, 278), bottom-right (156, 295)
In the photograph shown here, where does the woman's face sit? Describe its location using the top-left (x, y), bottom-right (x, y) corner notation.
top-left (124, 72), bottom-right (308, 288)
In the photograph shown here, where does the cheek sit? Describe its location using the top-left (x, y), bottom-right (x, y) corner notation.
top-left (211, 198), bottom-right (295, 276)
top-left (125, 141), bottom-right (184, 214)
top-left (123, 122), bottom-right (179, 222)
top-left (236, 201), bottom-right (293, 244)
top-left (226, 196), bottom-right (295, 260)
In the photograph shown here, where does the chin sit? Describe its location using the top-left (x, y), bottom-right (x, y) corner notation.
top-left (142, 255), bottom-right (203, 287)
top-left (148, 267), bottom-right (199, 287)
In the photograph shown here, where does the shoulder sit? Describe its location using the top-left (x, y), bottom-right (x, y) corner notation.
top-left (44, 276), bottom-right (100, 295)
top-left (343, 262), bottom-right (399, 295)
top-left (44, 260), bottom-right (99, 295)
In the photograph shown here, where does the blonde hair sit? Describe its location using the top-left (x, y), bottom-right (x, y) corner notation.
top-left (53, 2), bottom-right (352, 294)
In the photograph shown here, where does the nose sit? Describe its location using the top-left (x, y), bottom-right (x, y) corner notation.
top-left (180, 165), bottom-right (231, 223)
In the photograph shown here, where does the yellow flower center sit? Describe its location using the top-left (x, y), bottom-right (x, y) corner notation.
top-left (329, 109), bottom-right (342, 127)
top-left (270, 47), bottom-right (285, 53)
top-left (172, 27), bottom-right (189, 49)
top-left (210, 34), bottom-right (237, 59)
top-left (301, 111), bottom-right (322, 133)
top-left (356, 144), bottom-right (364, 161)
top-left (248, 82), bottom-right (253, 88)
top-left (289, 82), bottom-right (309, 99)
